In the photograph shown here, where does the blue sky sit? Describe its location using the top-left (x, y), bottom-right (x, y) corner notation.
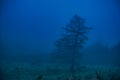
top-left (1, 0), bottom-right (120, 53)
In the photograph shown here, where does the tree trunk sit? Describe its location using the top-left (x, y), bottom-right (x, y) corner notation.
top-left (70, 33), bottom-right (79, 79)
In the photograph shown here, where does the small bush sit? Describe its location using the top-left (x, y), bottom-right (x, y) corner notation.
top-left (36, 75), bottom-right (43, 80)
top-left (95, 69), bottom-right (104, 80)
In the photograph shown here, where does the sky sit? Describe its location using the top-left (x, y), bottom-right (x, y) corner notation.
top-left (1, 0), bottom-right (120, 53)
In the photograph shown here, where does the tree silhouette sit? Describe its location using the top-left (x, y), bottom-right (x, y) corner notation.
top-left (54, 14), bottom-right (91, 78)
top-left (112, 42), bottom-right (120, 67)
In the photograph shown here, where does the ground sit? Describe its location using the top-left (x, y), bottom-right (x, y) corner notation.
top-left (0, 61), bottom-right (120, 80)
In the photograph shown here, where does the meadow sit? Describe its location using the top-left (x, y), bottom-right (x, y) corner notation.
top-left (1, 61), bottom-right (120, 80)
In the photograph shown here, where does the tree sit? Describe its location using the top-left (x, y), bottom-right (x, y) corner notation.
top-left (112, 42), bottom-right (120, 67)
top-left (54, 14), bottom-right (91, 78)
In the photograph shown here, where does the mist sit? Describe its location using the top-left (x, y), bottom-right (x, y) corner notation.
top-left (0, 0), bottom-right (120, 80)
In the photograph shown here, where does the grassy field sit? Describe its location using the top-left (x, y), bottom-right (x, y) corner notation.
top-left (1, 61), bottom-right (120, 80)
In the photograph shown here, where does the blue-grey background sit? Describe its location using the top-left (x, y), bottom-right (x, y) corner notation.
top-left (0, 0), bottom-right (120, 66)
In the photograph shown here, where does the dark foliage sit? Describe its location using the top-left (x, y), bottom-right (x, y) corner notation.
top-left (112, 42), bottom-right (120, 67)
top-left (36, 75), bottom-right (43, 80)
top-left (53, 14), bottom-right (91, 79)
top-left (95, 70), bottom-right (103, 80)
top-left (108, 70), bottom-right (120, 80)
top-left (0, 66), bottom-right (5, 80)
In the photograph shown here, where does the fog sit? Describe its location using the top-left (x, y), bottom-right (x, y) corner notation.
top-left (0, 0), bottom-right (120, 66)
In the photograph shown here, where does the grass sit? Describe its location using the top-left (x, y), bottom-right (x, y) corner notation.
top-left (0, 61), bottom-right (120, 80)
